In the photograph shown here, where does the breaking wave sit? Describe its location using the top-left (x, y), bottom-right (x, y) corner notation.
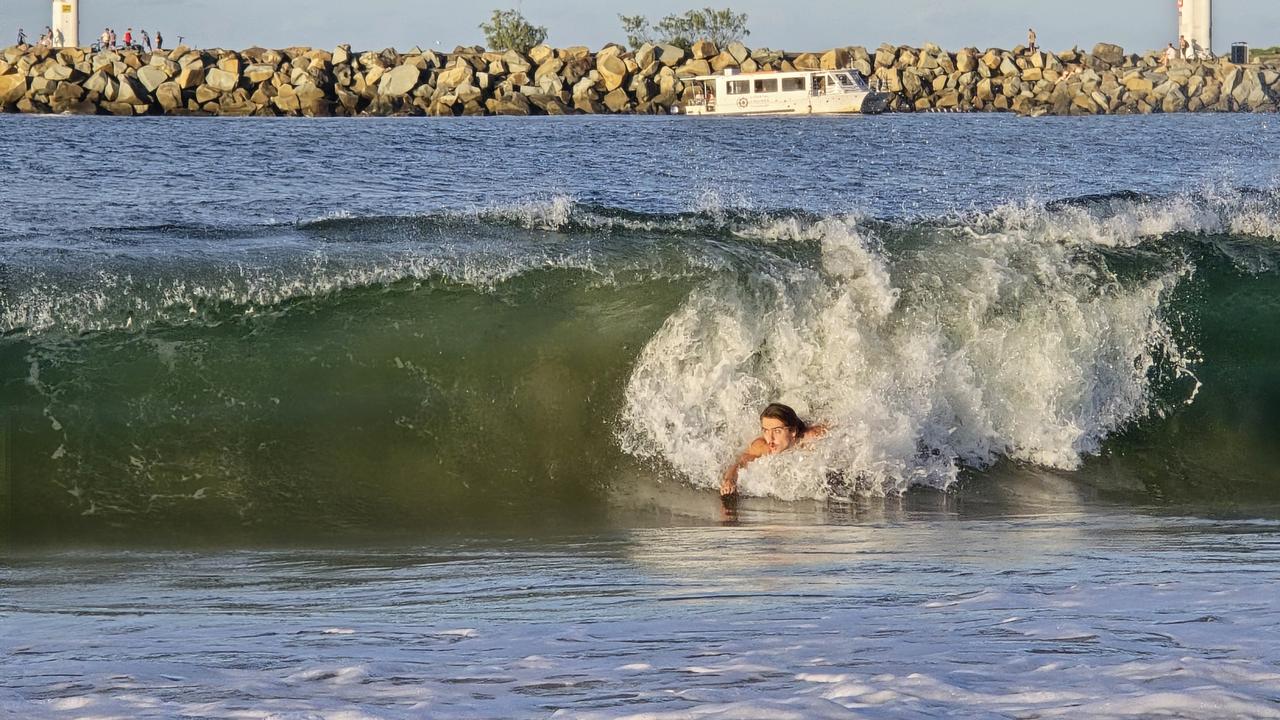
top-left (2, 189), bottom-right (1279, 537)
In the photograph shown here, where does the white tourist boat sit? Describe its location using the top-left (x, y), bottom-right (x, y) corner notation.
top-left (683, 68), bottom-right (893, 116)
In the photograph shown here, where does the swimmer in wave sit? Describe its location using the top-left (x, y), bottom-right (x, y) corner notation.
top-left (720, 403), bottom-right (827, 498)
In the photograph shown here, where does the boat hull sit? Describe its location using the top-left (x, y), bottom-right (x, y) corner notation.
top-left (685, 90), bottom-right (894, 116)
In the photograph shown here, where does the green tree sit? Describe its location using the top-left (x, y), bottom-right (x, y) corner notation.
top-left (620, 7), bottom-right (749, 51)
top-left (480, 8), bottom-right (548, 54)
top-left (619, 14), bottom-right (653, 50)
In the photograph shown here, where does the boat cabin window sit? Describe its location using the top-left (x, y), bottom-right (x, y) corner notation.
top-left (753, 78), bottom-right (778, 93)
top-left (780, 76), bottom-right (806, 92)
top-left (725, 80), bottom-right (750, 95)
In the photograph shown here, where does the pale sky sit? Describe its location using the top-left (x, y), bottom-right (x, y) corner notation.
top-left (3, 0), bottom-right (1278, 55)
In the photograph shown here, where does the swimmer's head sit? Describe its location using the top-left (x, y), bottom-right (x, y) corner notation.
top-left (760, 403), bottom-right (806, 454)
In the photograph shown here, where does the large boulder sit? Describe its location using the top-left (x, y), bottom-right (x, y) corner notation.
top-left (176, 62), bottom-right (206, 87)
top-left (657, 44), bottom-right (684, 67)
top-left (453, 82), bottom-right (482, 104)
top-left (534, 58), bottom-right (563, 83)
top-left (874, 45), bottom-right (896, 68)
top-left (597, 54), bottom-right (627, 91)
top-left (678, 59), bottom-right (712, 77)
top-left (603, 87), bottom-right (630, 111)
top-left (137, 65), bottom-right (170, 92)
top-left (528, 44), bottom-right (554, 65)
top-left (635, 43), bottom-right (657, 69)
top-left (82, 71), bottom-right (110, 95)
top-left (495, 91), bottom-right (530, 115)
top-left (793, 52), bottom-right (821, 70)
top-left (195, 85), bottom-right (221, 104)
top-left (1162, 86), bottom-right (1187, 112)
top-left (1124, 75), bottom-right (1154, 93)
top-left (244, 64), bottom-right (274, 84)
top-left (149, 55), bottom-right (180, 74)
top-left (690, 40), bottom-right (718, 60)
top-left (0, 73), bottom-right (27, 104)
top-left (296, 83), bottom-right (329, 115)
top-left (1092, 43), bottom-right (1125, 66)
top-left (43, 64), bottom-right (79, 81)
top-left (335, 86), bottom-right (360, 112)
top-left (379, 64), bottom-right (420, 96)
top-left (272, 84), bottom-right (300, 112)
top-left (155, 81), bottom-right (184, 111)
top-left (115, 75), bottom-right (148, 104)
top-left (436, 62), bottom-right (473, 89)
top-left (53, 97), bottom-right (97, 115)
top-left (50, 81), bottom-right (84, 103)
top-left (100, 101), bottom-right (134, 116)
top-left (205, 67), bottom-right (239, 92)
top-left (502, 49), bottom-right (533, 74)
top-left (710, 51), bottom-right (737, 72)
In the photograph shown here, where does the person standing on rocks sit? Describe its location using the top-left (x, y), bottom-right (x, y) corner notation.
top-left (1179, 35), bottom-right (1190, 59)
top-left (1027, 28), bottom-right (1037, 54)
top-left (142, 29), bottom-right (151, 51)
top-left (155, 30), bottom-right (163, 50)
top-left (16, 28), bottom-right (25, 45)
top-left (55, 28), bottom-right (64, 47)
top-left (124, 28), bottom-right (133, 48)
top-left (99, 27), bottom-right (109, 49)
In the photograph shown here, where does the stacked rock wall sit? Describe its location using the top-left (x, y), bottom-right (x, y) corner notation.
top-left (1, 40), bottom-right (1277, 117)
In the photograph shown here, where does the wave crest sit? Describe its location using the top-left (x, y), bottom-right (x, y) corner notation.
top-left (620, 211), bottom-right (1194, 498)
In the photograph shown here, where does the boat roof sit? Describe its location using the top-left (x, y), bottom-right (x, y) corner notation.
top-left (688, 68), bottom-right (862, 81)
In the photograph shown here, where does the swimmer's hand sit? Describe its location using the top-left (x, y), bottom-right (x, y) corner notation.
top-left (720, 475), bottom-right (737, 498)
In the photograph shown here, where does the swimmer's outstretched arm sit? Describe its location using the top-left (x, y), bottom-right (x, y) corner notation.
top-left (720, 438), bottom-right (768, 498)
top-left (797, 424), bottom-right (828, 445)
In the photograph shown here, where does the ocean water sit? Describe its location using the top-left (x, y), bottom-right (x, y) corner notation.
top-left (1, 113), bottom-right (1279, 718)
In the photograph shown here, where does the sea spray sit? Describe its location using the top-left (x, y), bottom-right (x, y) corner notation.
top-left (621, 210), bottom-right (1193, 498)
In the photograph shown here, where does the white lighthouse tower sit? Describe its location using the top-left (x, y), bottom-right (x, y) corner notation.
top-left (51, 0), bottom-right (79, 48)
top-left (1178, 0), bottom-right (1211, 56)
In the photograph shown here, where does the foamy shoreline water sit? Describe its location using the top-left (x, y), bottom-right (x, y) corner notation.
top-left (4, 513), bottom-right (1279, 719)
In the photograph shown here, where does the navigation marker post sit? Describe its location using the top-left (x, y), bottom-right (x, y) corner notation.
top-left (1177, 0), bottom-right (1211, 55)
top-left (52, 0), bottom-right (79, 48)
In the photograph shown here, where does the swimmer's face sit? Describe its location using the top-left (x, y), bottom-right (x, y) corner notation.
top-left (761, 417), bottom-right (797, 454)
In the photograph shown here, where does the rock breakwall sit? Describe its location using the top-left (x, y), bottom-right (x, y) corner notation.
top-left (2, 40), bottom-right (1278, 117)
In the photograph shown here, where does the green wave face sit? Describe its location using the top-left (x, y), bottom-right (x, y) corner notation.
top-left (2, 193), bottom-right (1280, 541)
top-left (1, 272), bottom-right (691, 542)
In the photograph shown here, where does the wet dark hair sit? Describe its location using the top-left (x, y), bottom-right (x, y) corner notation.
top-left (760, 403), bottom-right (807, 436)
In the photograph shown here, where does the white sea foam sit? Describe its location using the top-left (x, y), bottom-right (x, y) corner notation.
top-left (0, 246), bottom-right (606, 336)
top-left (974, 186), bottom-right (1280, 247)
top-left (621, 212), bottom-right (1192, 498)
top-left (7, 189), bottom-right (1276, 337)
